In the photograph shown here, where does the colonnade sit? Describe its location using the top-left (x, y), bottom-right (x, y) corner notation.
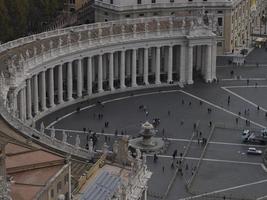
top-left (16, 43), bottom-right (216, 121)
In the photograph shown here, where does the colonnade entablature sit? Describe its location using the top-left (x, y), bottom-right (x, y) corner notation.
top-left (0, 15), bottom-right (217, 160)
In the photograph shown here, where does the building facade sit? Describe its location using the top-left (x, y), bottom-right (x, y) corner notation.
top-left (64, 0), bottom-right (92, 12)
top-left (94, 0), bottom-right (266, 55)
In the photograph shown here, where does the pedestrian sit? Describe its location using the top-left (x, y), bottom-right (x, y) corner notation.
top-left (185, 163), bottom-right (189, 170)
top-left (162, 166), bottom-right (165, 172)
top-left (172, 149), bottom-right (178, 159)
top-left (189, 101), bottom-right (192, 106)
top-left (265, 112), bottom-right (267, 118)
top-left (247, 79), bottom-right (249, 85)
top-left (145, 111), bottom-right (149, 117)
top-left (104, 135), bottom-right (107, 142)
top-left (209, 121), bottom-right (212, 127)
top-left (230, 70), bottom-right (234, 76)
top-left (255, 82), bottom-right (258, 88)
top-left (257, 105), bottom-right (260, 111)
top-left (199, 131), bottom-right (202, 137)
top-left (193, 123), bottom-right (197, 130)
top-left (171, 162), bottom-right (174, 169)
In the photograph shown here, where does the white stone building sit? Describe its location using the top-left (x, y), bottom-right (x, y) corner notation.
top-left (0, 15), bottom-right (216, 161)
top-left (94, 0), bottom-right (267, 55)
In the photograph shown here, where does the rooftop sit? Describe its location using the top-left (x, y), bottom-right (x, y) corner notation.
top-left (5, 142), bottom-right (66, 200)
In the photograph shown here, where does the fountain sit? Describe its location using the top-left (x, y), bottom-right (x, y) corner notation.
top-left (129, 121), bottom-right (164, 153)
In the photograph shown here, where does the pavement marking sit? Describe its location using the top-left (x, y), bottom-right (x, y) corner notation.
top-left (178, 179), bottom-right (267, 200)
top-left (147, 154), bottom-right (263, 166)
top-left (46, 104), bottom-right (96, 128)
top-left (179, 90), bottom-right (266, 129)
top-left (46, 90), bottom-right (182, 128)
top-left (46, 128), bottom-right (265, 148)
top-left (261, 164), bottom-right (267, 173)
top-left (167, 137), bottom-right (265, 148)
top-left (222, 86), bottom-right (267, 113)
top-left (257, 195), bottom-right (267, 200)
top-left (221, 78), bottom-right (267, 81)
top-left (224, 85), bottom-right (267, 89)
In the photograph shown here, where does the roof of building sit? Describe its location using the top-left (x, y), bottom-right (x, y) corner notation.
top-left (5, 142), bottom-right (66, 200)
top-left (81, 170), bottom-right (121, 200)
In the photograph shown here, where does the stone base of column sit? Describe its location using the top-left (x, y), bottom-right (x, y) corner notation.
top-left (41, 106), bottom-right (47, 112)
top-left (49, 103), bottom-right (55, 108)
top-left (132, 83), bottom-right (138, 87)
top-left (144, 81), bottom-right (149, 85)
top-left (110, 87), bottom-right (115, 91)
top-left (98, 89), bottom-right (104, 93)
top-left (58, 100), bottom-right (64, 105)
top-left (67, 97), bottom-right (73, 102)
top-left (155, 81), bottom-right (161, 85)
top-left (187, 80), bottom-right (194, 85)
top-left (120, 85), bottom-right (126, 89)
top-left (205, 79), bottom-right (212, 83)
top-left (167, 79), bottom-right (173, 84)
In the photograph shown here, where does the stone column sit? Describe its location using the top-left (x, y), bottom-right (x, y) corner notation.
top-left (98, 54), bottom-right (104, 92)
top-left (144, 47), bottom-right (149, 85)
top-left (49, 67), bottom-right (55, 107)
top-left (151, 47), bottom-right (156, 73)
top-left (57, 64), bottom-right (64, 104)
top-left (13, 94), bottom-right (18, 117)
top-left (187, 45), bottom-right (194, 84)
top-left (139, 49), bottom-right (144, 77)
top-left (179, 45), bottom-right (186, 83)
top-left (26, 79), bottom-right (32, 119)
top-left (126, 51), bottom-right (131, 76)
top-left (120, 50), bottom-right (126, 89)
top-left (19, 88), bottom-right (26, 121)
top-left (33, 74), bottom-right (39, 113)
top-left (109, 53), bottom-right (114, 91)
top-left (87, 56), bottom-right (93, 95)
top-left (114, 52), bottom-right (119, 80)
top-left (77, 59), bottom-right (83, 97)
top-left (211, 42), bottom-right (217, 80)
top-left (19, 89), bottom-right (24, 120)
top-left (205, 45), bottom-right (212, 83)
top-left (201, 46), bottom-right (206, 76)
top-left (131, 49), bottom-right (137, 87)
top-left (155, 46), bottom-right (161, 84)
top-left (67, 62), bottom-right (73, 101)
top-left (40, 71), bottom-right (46, 111)
top-left (167, 45), bottom-right (173, 83)
top-left (196, 46), bottom-right (202, 70)
top-left (164, 46), bottom-right (169, 73)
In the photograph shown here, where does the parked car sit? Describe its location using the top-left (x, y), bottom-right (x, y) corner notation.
top-left (247, 147), bottom-right (262, 155)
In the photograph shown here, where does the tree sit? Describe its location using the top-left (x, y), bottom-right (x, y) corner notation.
top-left (0, 0), bottom-right (64, 42)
